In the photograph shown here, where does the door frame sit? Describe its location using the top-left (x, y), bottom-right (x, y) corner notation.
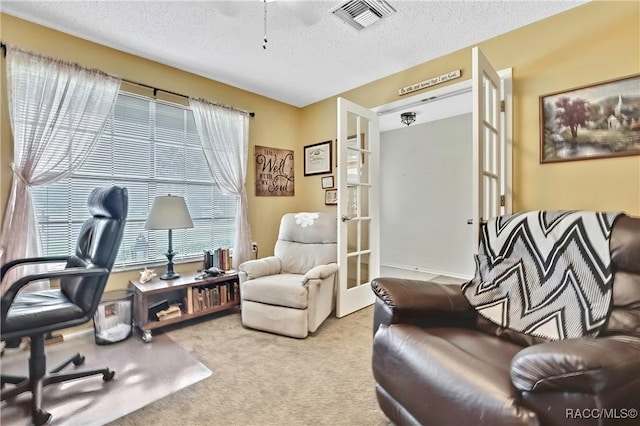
top-left (371, 67), bottom-right (512, 278)
top-left (371, 69), bottom-right (512, 212)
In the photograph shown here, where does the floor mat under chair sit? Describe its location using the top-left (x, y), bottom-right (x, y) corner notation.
top-left (1, 331), bottom-right (211, 426)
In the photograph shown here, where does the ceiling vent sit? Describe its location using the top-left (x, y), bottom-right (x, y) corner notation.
top-left (330, 0), bottom-right (396, 31)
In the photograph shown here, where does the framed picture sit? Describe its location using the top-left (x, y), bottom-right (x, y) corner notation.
top-left (321, 175), bottom-right (334, 189)
top-left (254, 145), bottom-right (294, 196)
top-left (540, 74), bottom-right (640, 163)
top-left (304, 140), bottom-right (332, 176)
top-left (324, 189), bottom-right (337, 205)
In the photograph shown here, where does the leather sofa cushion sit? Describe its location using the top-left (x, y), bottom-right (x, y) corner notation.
top-left (475, 315), bottom-right (549, 347)
top-left (241, 273), bottom-right (308, 309)
top-left (373, 324), bottom-right (538, 426)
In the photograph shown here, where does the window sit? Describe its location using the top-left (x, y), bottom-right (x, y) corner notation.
top-left (32, 92), bottom-right (237, 268)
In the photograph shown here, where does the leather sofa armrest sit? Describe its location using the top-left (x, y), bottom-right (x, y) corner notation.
top-left (238, 256), bottom-right (282, 283)
top-left (372, 277), bottom-right (476, 335)
top-left (511, 336), bottom-right (640, 394)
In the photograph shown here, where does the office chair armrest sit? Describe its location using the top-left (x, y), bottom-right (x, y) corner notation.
top-left (1, 266), bottom-right (109, 313)
top-left (1, 255), bottom-right (70, 280)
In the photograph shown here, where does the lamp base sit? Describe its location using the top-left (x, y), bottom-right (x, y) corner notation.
top-left (160, 271), bottom-right (180, 280)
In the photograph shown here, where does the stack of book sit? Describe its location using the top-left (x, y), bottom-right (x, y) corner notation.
top-left (203, 248), bottom-right (232, 271)
top-left (183, 281), bottom-right (240, 314)
top-left (156, 304), bottom-right (182, 321)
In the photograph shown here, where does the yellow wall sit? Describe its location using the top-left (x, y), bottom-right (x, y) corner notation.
top-left (1, 1), bottom-right (639, 297)
top-left (299, 0), bottom-right (640, 215)
top-left (0, 14), bottom-right (303, 292)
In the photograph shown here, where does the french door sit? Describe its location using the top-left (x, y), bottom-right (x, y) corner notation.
top-left (336, 97), bottom-right (380, 318)
top-left (472, 46), bottom-right (504, 240)
top-left (334, 47), bottom-right (505, 317)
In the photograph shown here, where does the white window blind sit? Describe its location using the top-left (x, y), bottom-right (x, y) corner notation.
top-left (32, 92), bottom-right (238, 268)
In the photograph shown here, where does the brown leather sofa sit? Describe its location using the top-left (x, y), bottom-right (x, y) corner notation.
top-left (371, 214), bottom-right (640, 426)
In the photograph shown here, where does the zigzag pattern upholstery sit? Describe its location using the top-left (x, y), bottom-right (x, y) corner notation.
top-left (462, 210), bottom-right (622, 340)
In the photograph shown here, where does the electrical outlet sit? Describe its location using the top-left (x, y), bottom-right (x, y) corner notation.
top-left (251, 242), bottom-right (258, 252)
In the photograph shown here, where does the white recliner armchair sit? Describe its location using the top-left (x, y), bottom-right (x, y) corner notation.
top-left (239, 212), bottom-right (338, 338)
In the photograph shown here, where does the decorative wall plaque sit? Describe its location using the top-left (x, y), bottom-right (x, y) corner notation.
top-left (398, 69), bottom-right (462, 96)
top-left (255, 145), bottom-right (294, 196)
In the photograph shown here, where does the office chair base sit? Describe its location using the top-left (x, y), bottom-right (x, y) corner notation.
top-left (1, 348), bottom-right (115, 426)
top-left (32, 409), bottom-right (52, 426)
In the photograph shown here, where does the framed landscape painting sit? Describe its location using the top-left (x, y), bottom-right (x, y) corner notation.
top-left (540, 74), bottom-right (640, 163)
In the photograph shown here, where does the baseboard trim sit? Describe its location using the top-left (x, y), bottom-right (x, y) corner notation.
top-left (380, 263), bottom-right (472, 280)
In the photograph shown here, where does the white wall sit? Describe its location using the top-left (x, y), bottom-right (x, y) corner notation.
top-left (380, 112), bottom-right (475, 279)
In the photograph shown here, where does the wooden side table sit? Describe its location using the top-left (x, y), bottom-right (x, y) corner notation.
top-left (129, 271), bottom-right (240, 342)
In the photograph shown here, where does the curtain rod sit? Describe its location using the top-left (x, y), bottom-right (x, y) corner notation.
top-left (122, 78), bottom-right (255, 117)
top-left (0, 42), bottom-right (254, 117)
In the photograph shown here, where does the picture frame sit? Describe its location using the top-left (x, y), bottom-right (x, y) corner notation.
top-left (254, 145), bottom-right (294, 196)
top-left (540, 74), bottom-right (640, 163)
top-left (304, 140), bottom-right (332, 176)
top-left (324, 189), bottom-right (337, 205)
top-left (321, 175), bottom-right (334, 189)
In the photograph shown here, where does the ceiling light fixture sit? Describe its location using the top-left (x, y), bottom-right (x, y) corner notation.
top-left (400, 112), bottom-right (416, 126)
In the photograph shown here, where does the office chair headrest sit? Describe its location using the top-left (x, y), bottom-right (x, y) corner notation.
top-left (87, 186), bottom-right (128, 221)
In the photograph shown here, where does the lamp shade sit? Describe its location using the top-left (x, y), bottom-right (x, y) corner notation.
top-left (144, 195), bottom-right (194, 230)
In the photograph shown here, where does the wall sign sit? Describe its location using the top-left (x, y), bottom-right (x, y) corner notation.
top-left (398, 69), bottom-right (462, 96)
top-left (255, 145), bottom-right (294, 196)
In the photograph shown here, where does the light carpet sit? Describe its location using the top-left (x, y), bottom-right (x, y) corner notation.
top-left (109, 305), bottom-right (389, 425)
top-left (1, 331), bottom-right (211, 425)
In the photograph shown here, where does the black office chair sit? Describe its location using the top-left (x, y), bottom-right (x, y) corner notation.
top-left (1, 185), bottom-right (128, 426)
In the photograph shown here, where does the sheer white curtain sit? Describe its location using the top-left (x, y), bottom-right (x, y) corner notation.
top-left (189, 98), bottom-right (252, 268)
top-left (0, 46), bottom-right (121, 294)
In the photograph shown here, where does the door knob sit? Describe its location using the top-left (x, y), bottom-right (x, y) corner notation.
top-left (467, 219), bottom-right (473, 225)
top-left (342, 215), bottom-right (354, 222)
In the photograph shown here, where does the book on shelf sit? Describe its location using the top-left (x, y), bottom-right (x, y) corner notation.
top-left (233, 282), bottom-right (239, 302)
top-left (186, 288), bottom-right (194, 314)
top-left (213, 286), bottom-right (219, 306)
top-left (204, 288), bottom-right (211, 309)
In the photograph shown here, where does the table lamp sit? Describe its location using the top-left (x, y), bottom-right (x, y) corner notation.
top-left (145, 195), bottom-right (194, 280)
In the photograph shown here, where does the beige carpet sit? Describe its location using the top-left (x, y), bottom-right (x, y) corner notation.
top-left (1, 331), bottom-right (211, 425)
top-left (109, 305), bottom-right (389, 426)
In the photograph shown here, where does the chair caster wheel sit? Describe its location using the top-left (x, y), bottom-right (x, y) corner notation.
top-left (142, 330), bottom-right (152, 343)
top-left (72, 354), bottom-right (85, 366)
top-left (32, 409), bottom-right (52, 425)
top-left (103, 370), bottom-right (115, 382)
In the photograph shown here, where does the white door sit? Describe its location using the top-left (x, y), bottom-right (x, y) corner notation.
top-left (472, 46), bottom-right (503, 241)
top-left (336, 97), bottom-right (380, 317)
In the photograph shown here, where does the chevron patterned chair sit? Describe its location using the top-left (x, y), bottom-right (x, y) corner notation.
top-left (371, 211), bottom-right (640, 426)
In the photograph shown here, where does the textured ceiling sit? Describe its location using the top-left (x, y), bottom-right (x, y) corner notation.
top-left (0, 0), bottom-right (586, 108)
